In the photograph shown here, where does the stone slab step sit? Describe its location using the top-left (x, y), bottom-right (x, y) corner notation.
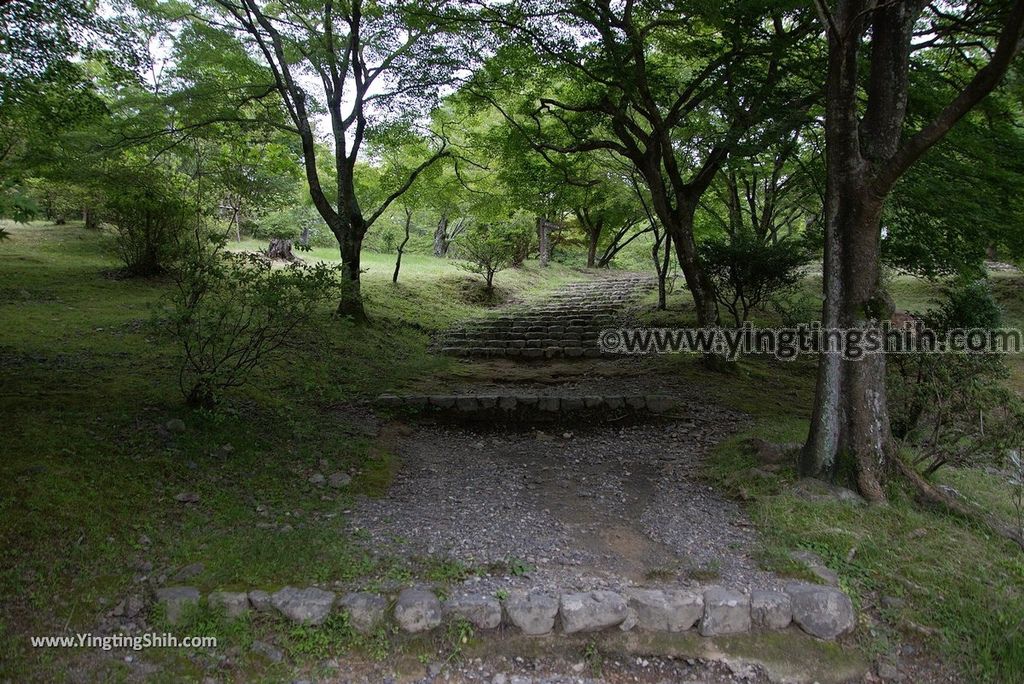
top-left (374, 393), bottom-right (676, 421)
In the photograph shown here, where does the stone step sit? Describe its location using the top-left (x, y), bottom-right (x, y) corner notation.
top-left (375, 393), bottom-right (677, 420)
top-left (436, 275), bottom-right (653, 360)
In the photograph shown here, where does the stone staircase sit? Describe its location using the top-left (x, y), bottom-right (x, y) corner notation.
top-left (437, 274), bottom-right (654, 359)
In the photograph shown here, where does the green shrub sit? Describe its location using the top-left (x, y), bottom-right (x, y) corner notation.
top-left (167, 241), bottom-right (344, 407)
top-left (700, 232), bottom-right (811, 327)
top-left (106, 172), bottom-right (192, 276)
top-left (454, 223), bottom-right (525, 292)
top-left (888, 279), bottom-right (1020, 475)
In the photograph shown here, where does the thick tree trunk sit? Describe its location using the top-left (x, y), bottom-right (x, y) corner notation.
top-left (434, 212), bottom-right (449, 257)
top-left (266, 238), bottom-right (300, 261)
top-left (337, 232), bottom-right (367, 320)
top-left (586, 229), bottom-right (598, 268)
top-left (83, 207), bottom-right (99, 230)
top-left (667, 207), bottom-right (717, 326)
top-left (537, 216), bottom-right (551, 267)
top-left (801, 3), bottom-right (896, 500)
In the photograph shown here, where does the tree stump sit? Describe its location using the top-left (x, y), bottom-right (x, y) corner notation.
top-left (265, 238), bottom-right (301, 262)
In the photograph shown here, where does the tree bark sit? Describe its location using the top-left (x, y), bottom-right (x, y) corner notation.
top-left (667, 206), bottom-right (718, 327)
top-left (337, 228), bottom-right (367, 320)
top-left (537, 216), bottom-right (551, 267)
top-left (586, 228), bottom-right (599, 268)
top-left (801, 0), bottom-right (1024, 500)
top-left (433, 211), bottom-right (449, 257)
top-left (393, 208), bottom-right (412, 283)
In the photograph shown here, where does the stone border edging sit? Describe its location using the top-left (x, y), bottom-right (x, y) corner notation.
top-left (156, 581), bottom-right (855, 642)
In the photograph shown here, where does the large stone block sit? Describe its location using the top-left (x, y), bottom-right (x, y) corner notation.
top-left (699, 587), bottom-right (751, 636)
top-left (785, 582), bottom-right (854, 640)
top-left (559, 591), bottom-right (628, 634)
top-left (625, 588), bottom-right (703, 632)
top-left (271, 586), bottom-right (335, 626)
top-left (504, 591), bottom-right (559, 635)
top-left (395, 588), bottom-right (442, 633)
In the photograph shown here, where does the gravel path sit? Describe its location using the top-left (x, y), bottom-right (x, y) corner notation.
top-left (349, 367), bottom-right (779, 593)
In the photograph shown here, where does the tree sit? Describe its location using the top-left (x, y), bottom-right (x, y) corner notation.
top-left (470, 1), bottom-right (820, 325)
top-left (800, 0), bottom-right (1024, 500)
top-left (174, 0), bottom-right (468, 318)
top-left (701, 233), bottom-right (810, 327)
top-left (456, 221), bottom-right (527, 292)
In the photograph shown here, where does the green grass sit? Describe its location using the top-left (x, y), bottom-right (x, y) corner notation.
top-left (0, 221), bottom-right (581, 681)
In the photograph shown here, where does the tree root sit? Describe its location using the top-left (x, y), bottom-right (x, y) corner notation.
top-left (894, 457), bottom-right (1024, 552)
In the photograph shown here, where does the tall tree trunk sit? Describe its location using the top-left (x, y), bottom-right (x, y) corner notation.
top-left (586, 228), bottom-right (599, 268)
top-left (799, 0), bottom-right (1024, 500)
top-left (537, 216), bottom-right (551, 267)
top-left (667, 206), bottom-right (717, 326)
top-left (337, 229), bottom-right (366, 320)
top-left (801, 5), bottom-right (893, 499)
top-left (434, 211), bottom-right (449, 257)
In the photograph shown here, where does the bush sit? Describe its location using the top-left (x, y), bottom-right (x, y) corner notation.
top-left (700, 233), bottom-right (811, 327)
top-left (455, 223), bottom-right (523, 292)
top-left (168, 241), bottom-right (344, 407)
top-left (888, 280), bottom-right (1020, 475)
top-left (106, 173), bottom-right (191, 276)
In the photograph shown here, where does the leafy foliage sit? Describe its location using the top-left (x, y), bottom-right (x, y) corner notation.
top-left (889, 280), bottom-right (1022, 476)
top-left (700, 233), bottom-right (811, 327)
top-left (167, 242), bottom-right (344, 407)
top-left (455, 222), bottom-right (530, 292)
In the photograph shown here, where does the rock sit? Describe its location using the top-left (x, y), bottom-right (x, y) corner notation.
top-left (745, 438), bottom-right (799, 464)
top-left (174, 492), bottom-right (200, 504)
top-left (789, 550), bottom-right (840, 587)
top-left (443, 595), bottom-right (502, 630)
top-left (172, 562), bottom-right (205, 582)
top-left (155, 586), bottom-right (200, 625)
top-left (876, 659), bottom-right (901, 681)
top-left (646, 396), bottom-right (673, 413)
top-left (625, 588), bottom-right (703, 632)
top-left (750, 590), bottom-right (791, 630)
top-left (538, 397), bottom-right (560, 413)
top-left (559, 591), bottom-right (628, 634)
top-left (791, 478), bottom-right (865, 506)
top-left (208, 591), bottom-right (249, 619)
top-left (504, 591), bottom-right (559, 635)
top-left (124, 594), bottom-right (145, 618)
top-left (880, 595), bottom-right (905, 610)
top-left (248, 590), bottom-right (273, 612)
top-left (250, 640), bottom-right (284, 663)
top-left (338, 592), bottom-right (387, 633)
top-left (786, 582), bottom-right (855, 640)
top-left (394, 588), bottom-right (442, 633)
top-left (166, 419), bottom-right (186, 433)
top-left (271, 586), bottom-right (336, 625)
top-left (699, 587), bottom-right (751, 636)
top-left (328, 472), bottom-right (352, 489)
top-left (308, 473), bottom-right (326, 486)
